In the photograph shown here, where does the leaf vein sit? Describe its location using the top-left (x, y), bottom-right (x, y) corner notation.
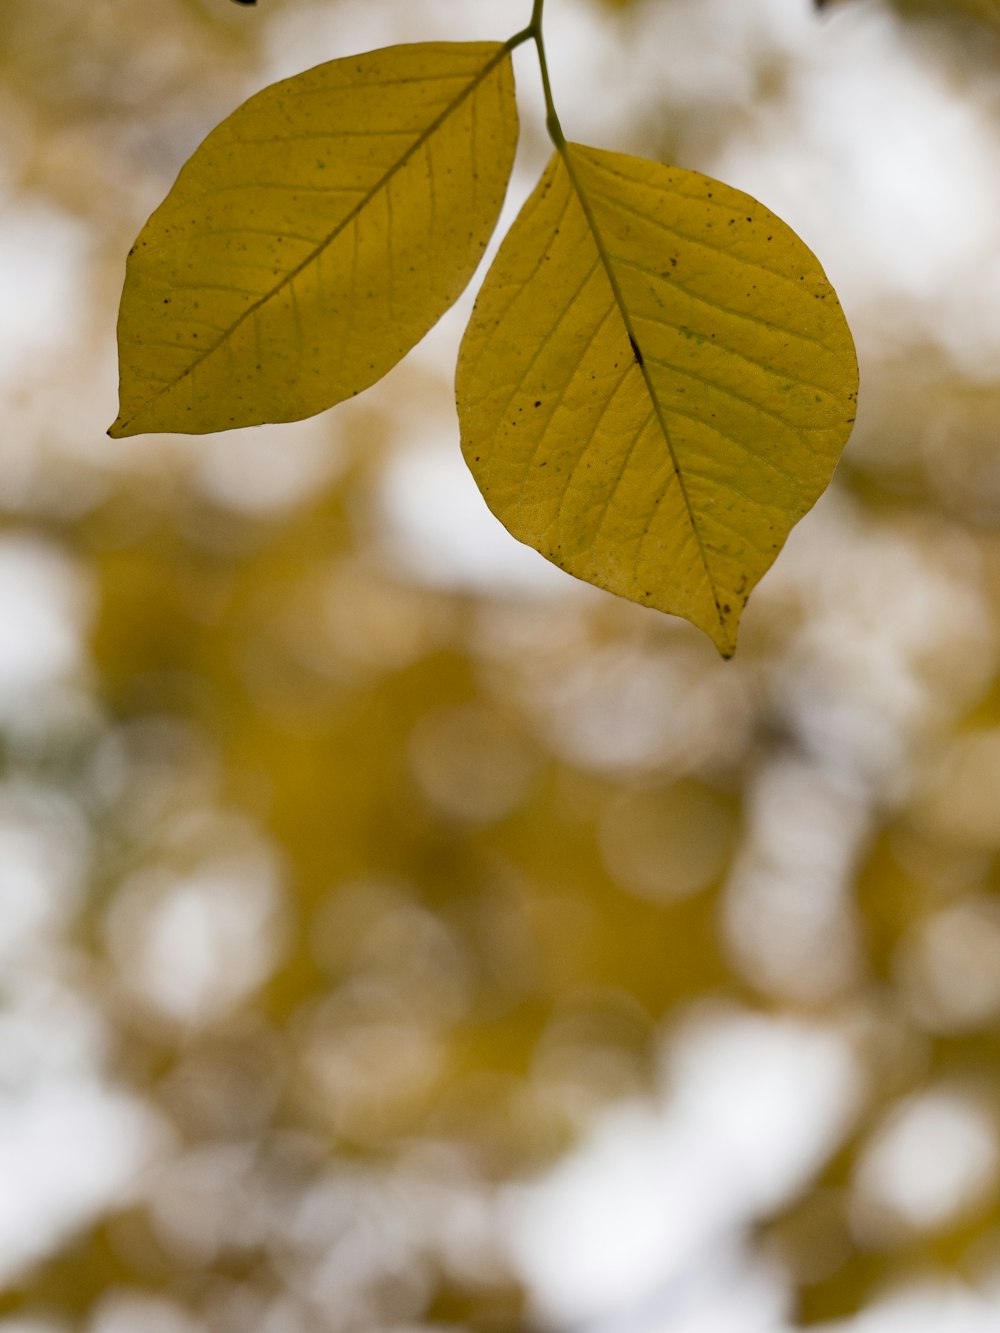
top-left (642, 351), bottom-right (816, 435)
top-left (581, 157), bottom-right (808, 288)
top-left (513, 296), bottom-right (621, 511)
top-left (202, 224), bottom-right (323, 246)
top-left (615, 255), bottom-right (834, 359)
top-left (590, 409), bottom-right (661, 549)
top-left (545, 356), bottom-right (638, 534)
top-left (486, 253), bottom-right (601, 451)
top-left (662, 401), bottom-right (803, 492)
top-left (632, 305), bottom-right (836, 400)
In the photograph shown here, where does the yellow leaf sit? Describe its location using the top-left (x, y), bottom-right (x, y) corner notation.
top-left (110, 42), bottom-right (518, 437)
top-left (457, 146), bottom-right (858, 656)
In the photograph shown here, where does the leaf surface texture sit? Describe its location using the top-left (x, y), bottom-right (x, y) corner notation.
top-left (457, 145), bottom-right (858, 654)
top-left (111, 42), bottom-right (518, 436)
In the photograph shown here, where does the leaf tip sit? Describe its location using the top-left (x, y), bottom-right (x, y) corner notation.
top-left (710, 610), bottom-right (740, 660)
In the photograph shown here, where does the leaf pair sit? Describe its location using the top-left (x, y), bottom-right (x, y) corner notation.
top-left (110, 39), bottom-right (857, 655)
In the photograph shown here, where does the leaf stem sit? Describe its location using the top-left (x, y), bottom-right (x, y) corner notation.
top-left (532, 1), bottom-right (566, 148)
top-left (505, 0), bottom-right (565, 148)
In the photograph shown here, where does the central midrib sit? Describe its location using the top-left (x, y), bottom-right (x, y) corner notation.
top-left (557, 141), bottom-right (725, 632)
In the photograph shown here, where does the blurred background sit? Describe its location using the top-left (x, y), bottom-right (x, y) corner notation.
top-left (6, 0), bottom-right (1000, 1329)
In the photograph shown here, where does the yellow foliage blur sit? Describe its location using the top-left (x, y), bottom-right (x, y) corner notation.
top-left (5, 1), bottom-right (1000, 1330)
